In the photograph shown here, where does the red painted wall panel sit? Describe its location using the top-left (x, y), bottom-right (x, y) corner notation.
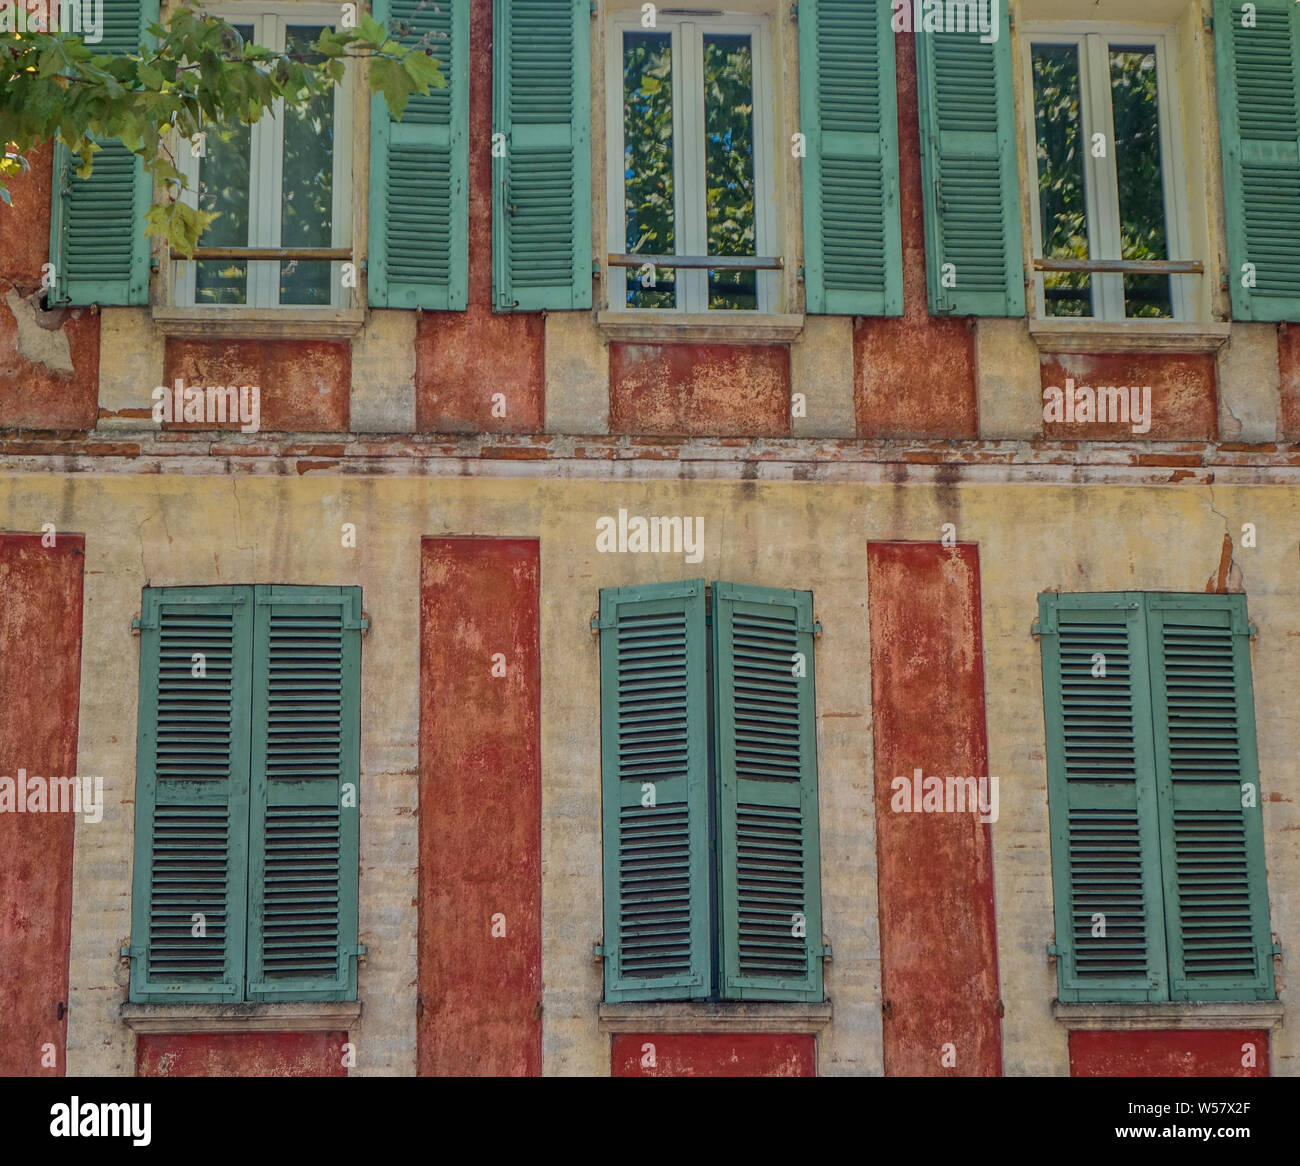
top-left (854, 33), bottom-right (977, 440)
top-left (162, 338), bottom-right (350, 432)
top-left (609, 342), bottom-right (792, 436)
top-left (1040, 352), bottom-right (1218, 441)
top-left (135, 1032), bottom-right (349, 1077)
top-left (0, 533), bottom-right (85, 1076)
top-left (867, 542), bottom-right (1002, 1076)
top-left (611, 1034), bottom-right (816, 1077)
top-left (1069, 1030), bottom-right (1270, 1077)
top-left (1278, 324), bottom-right (1300, 441)
top-left (416, 0), bottom-right (544, 434)
top-left (418, 537), bottom-right (542, 1075)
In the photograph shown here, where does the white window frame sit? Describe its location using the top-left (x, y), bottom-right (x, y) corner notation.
top-left (1019, 23), bottom-right (1194, 323)
top-left (173, 2), bottom-right (353, 310)
top-left (605, 11), bottom-right (778, 315)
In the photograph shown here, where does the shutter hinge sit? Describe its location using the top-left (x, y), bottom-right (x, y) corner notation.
top-left (120, 945), bottom-right (143, 963)
top-left (344, 944), bottom-right (367, 958)
top-left (820, 941), bottom-right (832, 961)
top-left (1046, 942), bottom-right (1061, 961)
top-left (345, 615), bottom-right (370, 632)
top-left (591, 259), bottom-right (601, 278)
top-left (1203, 14), bottom-right (1213, 32)
top-left (790, 2), bottom-right (798, 20)
top-left (593, 942), bottom-right (608, 960)
top-left (131, 615), bottom-right (156, 633)
top-left (591, 616), bottom-right (615, 631)
top-left (1271, 940), bottom-right (1283, 960)
top-left (359, 259), bottom-right (368, 272)
top-left (796, 265), bottom-right (806, 281)
top-left (590, 0), bottom-right (598, 15)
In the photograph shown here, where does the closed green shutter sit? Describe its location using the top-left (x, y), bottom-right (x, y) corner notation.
top-left (246, 587), bottom-right (362, 1002)
top-left (599, 581), bottom-right (711, 1001)
top-left (712, 584), bottom-right (823, 1003)
top-left (799, 0), bottom-right (902, 315)
top-left (368, 0), bottom-right (469, 309)
top-left (492, 0), bottom-right (592, 311)
top-left (129, 588), bottom-right (252, 1003)
top-left (915, 13), bottom-right (1025, 316)
top-left (1214, 0), bottom-right (1300, 321)
top-left (47, 0), bottom-right (158, 307)
top-left (1146, 596), bottom-right (1275, 1001)
top-left (1039, 594), bottom-right (1169, 1002)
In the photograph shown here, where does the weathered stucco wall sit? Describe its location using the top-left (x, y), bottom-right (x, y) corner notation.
top-left (0, 473), bottom-right (1294, 1076)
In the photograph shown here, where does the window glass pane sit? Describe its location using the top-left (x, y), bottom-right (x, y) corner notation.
top-left (194, 23), bottom-right (254, 304)
top-left (623, 31), bottom-right (676, 309)
top-left (703, 34), bottom-right (755, 311)
top-left (279, 25), bottom-right (334, 306)
top-left (1033, 44), bottom-right (1091, 318)
top-left (1111, 46), bottom-right (1172, 319)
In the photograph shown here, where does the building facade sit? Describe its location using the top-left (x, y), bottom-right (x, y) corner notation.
top-left (0, 0), bottom-right (1296, 1076)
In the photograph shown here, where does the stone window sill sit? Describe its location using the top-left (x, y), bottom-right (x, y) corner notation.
top-left (598, 1001), bottom-right (831, 1034)
top-left (1029, 319), bottom-right (1232, 354)
top-left (120, 1001), bottom-right (361, 1034)
top-left (596, 310), bottom-right (806, 345)
top-left (152, 307), bottom-right (366, 341)
top-left (1052, 1001), bottom-right (1283, 1031)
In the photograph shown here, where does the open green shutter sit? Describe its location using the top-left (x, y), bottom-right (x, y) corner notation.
top-left (713, 583), bottom-right (823, 1003)
top-left (1146, 596), bottom-right (1275, 1001)
top-left (1039, 594), bottom-right (1169, 1002)
top-left (799, 0), bottom-right (902, 315)
top-left (368, 0), bottom-right (469, 309)
top-left (48, 0), bottom-right (158, 307)
top-left (492, 0), bottom-right (592, 311)
top-left (915, 13), bottom-right (1025, 316)
top-left (129, 587), bottom-right (251, 1003)
top-left (246, 586), bottom-right (362, 1002)
top-left (599, 581), bottom-right (711, 1001)
top-left (1214, 0), bottom-right (1300, 321)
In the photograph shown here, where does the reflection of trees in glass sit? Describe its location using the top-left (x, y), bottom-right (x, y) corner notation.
top-left (704, 35), bottom-right (756, 311)
top-left (623, 32), bottom-right (675, 308)
top-left (1111, 49), bottom-right (1171, 318)
top-left (196, 24), bottom-right (254, 304)
top-left (280, 25), bottom-right (333, 306)
top-left (1033, 46), bottom-right (1091, 317)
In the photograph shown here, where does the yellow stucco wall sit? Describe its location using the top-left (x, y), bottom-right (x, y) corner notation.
top-left (1, 472), bottom-right (1294, 1075)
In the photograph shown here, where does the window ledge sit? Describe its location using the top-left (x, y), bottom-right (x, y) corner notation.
top-left (1029, 319), bottom-right (1232, 354)
top-left (596, 311), bottom-right (806, 345)
top-left (120, 1001), bottom-right (361, 1034)
top-left (1052, 1001), bottom-right (1283, 1031)
top-left (598, 1001), bottom-right (831, 1034)
top-left (151, 307), bottom-right (367, 341)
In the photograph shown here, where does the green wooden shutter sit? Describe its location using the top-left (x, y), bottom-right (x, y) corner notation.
top-left (799, 0), bottom-right (902, 315)
top-left (246, 586), bottom-right (363, 1002)
top-left (1039, 594), bottom-right (1169, 1002)
top-left (368, 0), bottom-right (469, 309)
top-left (1146, 596), bottom-right (1275, 1001)
top-left (1214, 0), bottom-right (1300, 321)
top-left (129, 587), bottom-right (252, 1003)
top-left (492, 0), bottom-right (592, 311)
top-left (712, 583), bottom-right (823, 1003)
top-left (47, 0), bottom-right (158, 307)
top-left (599, 581), bottom-right (711, 1001)
top-left (915, 13), bottom-right (1025, 316)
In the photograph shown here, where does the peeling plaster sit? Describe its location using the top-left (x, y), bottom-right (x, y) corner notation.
top-left (5, 288), bottom-right (73, 374)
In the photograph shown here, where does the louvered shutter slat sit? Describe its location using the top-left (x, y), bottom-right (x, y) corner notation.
top-left (130, 589), bottom-right (251, 1003)
top-left (1147, 599), bottom-right (1275, 1000)
top-left (246, 587), bottom-right (361, 1002)
top-left (48, 0), bottom-right (158, 307)
top-left (368, 0), bottom-right (469, 309)
top-left (493, 0), bottom-right (592, 311)
top-left (1214, 0), bottom-right (1300, 320)
top-left (800, 0), bottom-right (902, 315)
top-left (1039, 595), bottom-right (1169, 1002)
top-left (600, 581), bottom-right (711, 1000)
top-left (713, 584), bottom-right (823, 1002)
top-left (915, 12), bottom-right (1024, 317)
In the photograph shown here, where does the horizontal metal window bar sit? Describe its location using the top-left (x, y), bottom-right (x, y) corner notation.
top-left (185, 247), bottom-right (352, 262)
top-left (608, 254), bottom-right (784, 271)
top-left (1034, 257), bottom-right (1204, 275)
